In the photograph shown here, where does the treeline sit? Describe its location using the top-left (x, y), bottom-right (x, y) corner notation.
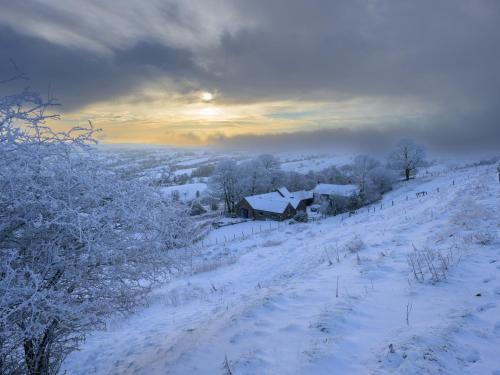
top-left (209, 139), bottom-right (427, 215)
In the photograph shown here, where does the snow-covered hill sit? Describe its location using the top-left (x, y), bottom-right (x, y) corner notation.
top-left (61, 164), bottom-right (499, 375)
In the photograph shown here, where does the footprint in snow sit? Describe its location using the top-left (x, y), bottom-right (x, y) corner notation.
top-left (494, 322), bottom-right (500, 336)
top-left (477, 302), bottom-right (497, 312)
top-left (465, 349), bottom-right (480, 363)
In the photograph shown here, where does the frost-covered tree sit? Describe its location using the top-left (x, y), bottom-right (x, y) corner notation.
top-left (209, 159), bottom-right (242, 213)
top-left (257, 154), bottom-right (279, 172)
top-left (368, 165), bottom-right (395, 195)
top-left (283, 171), bottom-right (313, 192)
top-left (343, 155), bottom-right (396, 203)
top-left (320, 165), bottom-right (348, 185)
top-left (210, 155), bottom-right (284, 213)
top-left (350, 155), bottom-right (380, 199)
top-left (257, 154), bottom-right (282, 188)
top-left (387, 139), bottom-right (426, 181)
top-left (238, 159), bottom-right (272, 196)
top-left (0, 86), bottom-right (192, 374)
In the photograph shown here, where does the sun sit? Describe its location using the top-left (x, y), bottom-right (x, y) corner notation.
top-left (201, 91), bottom-right (214, 102)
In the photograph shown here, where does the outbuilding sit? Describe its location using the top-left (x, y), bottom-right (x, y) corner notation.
top-left (236, 192), bottom-right (297, 220)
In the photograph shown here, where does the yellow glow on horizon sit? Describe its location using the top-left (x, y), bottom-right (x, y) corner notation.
top-left (49, 86), bottom-right (431, 146)
top-left (197, 106), bottom-right (220, 117)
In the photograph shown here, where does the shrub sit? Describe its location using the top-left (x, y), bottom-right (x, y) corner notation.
top-left (344, 237), bottom-right (365, 253)
top-left (190, 201), bottom-right (207, 216)
top-left (210, 200), bottom-right (219, 211)
top-left (293, 211), bottom-right (308, 223)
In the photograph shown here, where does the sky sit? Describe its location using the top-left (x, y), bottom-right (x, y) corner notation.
top-left (1, 0), bottom-right (499, 151)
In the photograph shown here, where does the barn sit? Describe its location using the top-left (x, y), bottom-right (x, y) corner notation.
top-left (236, 187), bottom-right (314, 221)
top-left (236, 192), bottom-right (296, 220)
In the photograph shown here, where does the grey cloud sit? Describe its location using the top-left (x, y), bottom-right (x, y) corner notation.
top-left (0, 26), bottom-right (200, 111)
top-left (211, 1), bottom-right (500, 103)
top-left (213, 116), bottom-right (500, 153)
top-left (0, 0), bottom-right (499, 149)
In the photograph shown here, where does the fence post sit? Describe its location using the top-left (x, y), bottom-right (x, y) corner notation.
top-left (391, 200), bottom-right (394, 206)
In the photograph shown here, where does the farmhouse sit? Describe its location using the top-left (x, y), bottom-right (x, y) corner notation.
top-left (236, 187), bottom-right (313, 220)
top-left (276, 187), bottom-right (314, 211)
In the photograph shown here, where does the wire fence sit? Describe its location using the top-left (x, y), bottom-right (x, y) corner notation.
top-left (192, 165), bottom-right (497, 249)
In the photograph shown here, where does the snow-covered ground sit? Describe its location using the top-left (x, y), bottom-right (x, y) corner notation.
top-left (160, 183), bottom-right (207, 201)
top-left (61, 163), bottom-right (499, 375)
top-left (280, 154), bottom-right (354, 173)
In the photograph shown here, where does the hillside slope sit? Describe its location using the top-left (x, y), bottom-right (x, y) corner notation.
top-left (61, 164), bottom-right (499, 375)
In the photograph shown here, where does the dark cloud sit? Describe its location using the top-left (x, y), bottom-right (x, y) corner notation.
top-left (0, 26), bottom-right (199, 111)
top-left (211, 1), bottom-right (500, 104)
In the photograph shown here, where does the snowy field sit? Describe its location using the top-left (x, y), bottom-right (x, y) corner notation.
top-left (60, 162), bottom-right (499, 375)
top-left (280, 154), bottom-right (355, 173)
top-left (160, 183), bottom-right (207, 201)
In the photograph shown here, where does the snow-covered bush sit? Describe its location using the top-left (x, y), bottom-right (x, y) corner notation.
top-left (317, 194), bottom-right (355, 216)
top-left (449, 199), bottom-right (491, 230)
top-left (190, 201), bottom-right (207, 216)
top-left (344, 237), bottom-right (365, 254)
top-left (0, 86), bottom-right (193, 374)
top-left (210, 200), bottom-right (219, 211)
top-left (293, 211), bottom-right (308, 223)
top-left (472, 231), bottom-right (495, 246)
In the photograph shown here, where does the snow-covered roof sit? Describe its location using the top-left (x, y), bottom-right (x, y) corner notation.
top-left (290, 190), bottom-right (313, 200)
top-left (244, 188), bottom-right (314, 212)
top-left (313, 183), bottom-right (358, 197)
top-left (287, 190), bottom-right (314, 209)
top-left (276, 187), bottom-right (291, 197)
top-left (245, 192), bottom-right (292, 213)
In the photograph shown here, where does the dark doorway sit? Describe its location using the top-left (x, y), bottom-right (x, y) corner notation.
top-left (239, 208), bottom-right (249, 218)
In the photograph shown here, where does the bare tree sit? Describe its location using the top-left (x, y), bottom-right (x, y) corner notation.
top-left (387, 139), bottom-right (426, 181)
